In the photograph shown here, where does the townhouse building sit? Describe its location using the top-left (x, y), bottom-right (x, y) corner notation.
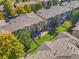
top-left (37, 6), bottom-right (71, 30)
top-left (62, 1), bottom-right (79, 9)
top-left (26, 32), bottom-right (79, 59)
top-left (0, 12), bottom-right (47, 39)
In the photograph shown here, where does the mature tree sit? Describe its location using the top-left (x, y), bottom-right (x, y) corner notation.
top-left (16, 4), bottom-right (27, 14)
top-left (63, 21), bottom-right (72, 28)
top-left (9, 8), bottom-right (16, 16)
top-left (56, 26), bottom-right (67, 34)
top-left (4, 0), bottom-right (32, 16)
top-left (31, 2), bottom-right (43, 13)
top-left (24, 2), bottom-right (32, 13)
top-left (16, 30), bottom-right (32, 52)
top-left (71, 8), bottom-right (79, 24)
top-left (4, 0), bottom-right (17, 16)
top-left (0, 33), bottom-right (25, 59)
top-left (0, 0), bottom-right (4, 5)
top-left (47, 0), bottom-right (52, 8)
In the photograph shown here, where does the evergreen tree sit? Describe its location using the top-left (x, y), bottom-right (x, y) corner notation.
top-left (16, 30), bottom-right (32, 52)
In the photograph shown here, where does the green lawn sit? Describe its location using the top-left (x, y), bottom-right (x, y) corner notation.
top-left (36, 33), bottom-right (55, 45)
top-left (28, 33), bottom-right (56, 54)
top-left (0, 0), bottom-right (3, 3)
top-left (29, 40), bottom-right (38, 52)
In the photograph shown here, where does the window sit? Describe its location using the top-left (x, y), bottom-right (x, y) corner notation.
top-left (25, 26), bottom-right (30, 31)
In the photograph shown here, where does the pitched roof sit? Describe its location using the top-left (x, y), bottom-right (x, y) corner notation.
top-left (56, 32), bottom-right (79, 40)
top-left (25, 32), bottom-right (79, 59)
top-left (69, 1), bottom-right (79, 9)
top-left (62, 1), bottom-right (79, 9)
top-left (72, 26), bottom-right (79, 30)
top-left (40, 32), bottom-right (79, 56)
top-left (26, 50), bottom-right (54, 59)
top-left (75, 21), bottom-right (79, 26)
top-left (56, 48), bottom-right (72, 57)
top-left (37, 6), bottom-right (71, 19)
top-left (72, 21), bottom-right (79, 30)
top-left (39, 41), bottom-right (56, 52)
top-left (0, 12), bottom-right (44, 32)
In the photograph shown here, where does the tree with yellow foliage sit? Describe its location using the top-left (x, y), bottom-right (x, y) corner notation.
top-left (63, 21), bottom-right (72, 29)
top-left (0, 33), bottom-right (25, 59)
top-left (24, 2), bottom-right (32, 13)
top-left (16, 5), bottom-right (27, 14)
top-left (4, 0), bottom-right (17, 16)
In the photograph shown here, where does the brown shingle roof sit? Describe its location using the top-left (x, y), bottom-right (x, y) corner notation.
top-left (26, 50), bottom-right (54, 59)
top-left (75, 21), bottom-right (79, 26)
top-left (37, 6), bottom-right (71, 20)
top-left (72, 26), bottom-right (79, 30)
top-left (0, 12), bottom-right (44, 32)
top-left (25, 32), bottom-right (79, 59)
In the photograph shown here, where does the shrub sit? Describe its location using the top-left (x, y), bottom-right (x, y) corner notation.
top-left (56, 26), bottom-right (67, 34)
top-left (63, 21), bottom-right (72, 28)
top-left (24, 2), bottom-right (32, 13)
